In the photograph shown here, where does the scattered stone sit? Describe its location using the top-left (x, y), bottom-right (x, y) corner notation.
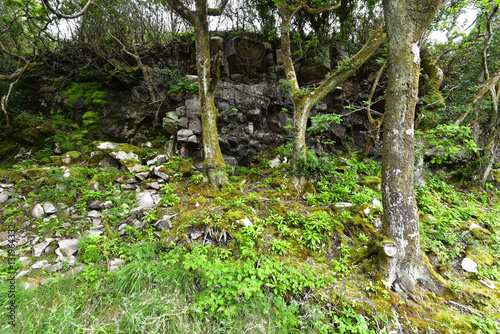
top-left (145, 181), bottom-right (162, 190)
top-left (268, 156), bottom-right (281, 168)
top-left (87, 210), bottom-right (102, 219)
top-left (43, 202), bottom-right (57, 214)
top-left (101, 200), bottom-right (113, 209)
top-left (135, 172), bottom-right (149, 181)
top-left (469, 223), bottom-right (482, 230)
top-left (372, 198), bottom-right (382, 207)
top-left (46, 262), bottom-right (64, 272)
top-left (89, 200), bottom-right (103, 210)
top-left (147, 155), bottom-right (168, 166)
top-left (24, 283), bottom-right (33, 290)
top-left (58, 239), bottom-right (79, 256)
top-left (33, 238), bottom-right (54, 257)
top-left (137, 192), bottom-right (155, 209)
top-left (31, 204), bottom-right (44, 219)
top-left (331, 202), bottom-right (353, 211)
top-left (154, 215), bottom-right (173, 231)
top-left (237, 217), bottom-right (253, 227)
top-left (461, 257), bottom-right (478, 273)
top-left (152, 166), bottom-right (170, 180)
top-left (31, 260), bottom-right (49, 269)
top-left (0, 193), bottom-right (9, 204)
top-left (190, 229), bottom-right (204, 240)
top-left (84, 229), bottom-right (104, 237)
top-left (16, 270), bottom-right (31, 279)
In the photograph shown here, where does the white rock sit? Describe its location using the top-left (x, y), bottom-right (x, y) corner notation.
top-left (31, 260), bottom-right (49, 269)
top-left (97, 142), bottom-right (120, 150)
top-left (137, 192), bottom-right (155, 209)
top-left (101, 200), bottom-right (113, 209)
top-left (469, 223), bottom-right (482, 230)
top-left (461, 257), bottom-right (478, 273)
top-left (87, 210), bottom-right (102, 219)
top-left (110, 258), bottom-right (123, 267)
top-left (332, 202), bottom-right (353, 209)
top-left (363, 207), bottom-right (371, 215)
top-left (238, 217), bottom-right (253, 227)
top-left (33, 238), bottom-right (54, 257)
top-left (84, 229), bottom-right (104, 236)
top-left (58, 239), bottom-right (79, 256)
top-left (43, 202), bottom-right (57, 214)
top-left (269, 156), bottom-right (281, 168)
top-left (24, 283), bottom-right (33, 290)
top-left (372, 198), bottom-right (382, 207)
top-left (31, 204), bottom-right (44, 219)
top-left (111, 150), bottom-right (138, 161)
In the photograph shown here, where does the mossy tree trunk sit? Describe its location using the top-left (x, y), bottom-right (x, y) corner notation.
top-left (165, 0), bottom-right (229, 190)
top-left (379, 0), bottom-right (445, 293)
top-left (278, 2), bottom-right (386, 171)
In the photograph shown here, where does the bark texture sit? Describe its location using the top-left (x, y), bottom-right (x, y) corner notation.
top-left (166, 0), bottom-right (228, 190)
top-left (379, 0), bottom-right (445, 293)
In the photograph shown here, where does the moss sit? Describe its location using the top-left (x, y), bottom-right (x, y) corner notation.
top-left (465, 246), bottom-right (496, 266)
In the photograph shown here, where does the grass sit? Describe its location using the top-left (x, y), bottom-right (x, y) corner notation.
top-left (0, 148), bottom-right (500, 333)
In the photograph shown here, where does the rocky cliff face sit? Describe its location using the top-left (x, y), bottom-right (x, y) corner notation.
top-left (1, 34), bottom-right (383, 167)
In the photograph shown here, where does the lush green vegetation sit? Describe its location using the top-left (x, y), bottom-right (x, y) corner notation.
top-left (0, 145), bottom-right (499, 333)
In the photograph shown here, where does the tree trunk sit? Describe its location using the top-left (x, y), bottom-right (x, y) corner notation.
top-left (379, 0), bottom-right (445, 293)
top-left (194, 22), bottom-right (226, 190)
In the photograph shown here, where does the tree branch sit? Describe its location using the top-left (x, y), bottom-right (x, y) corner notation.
top-left (165, 0), bottom-right (198, 25)
top-left (42, 0), bottom-right (96, 19)
top-left (208, 0), bottom-right (230, 16)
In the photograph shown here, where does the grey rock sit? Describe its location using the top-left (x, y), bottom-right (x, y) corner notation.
top-left (16, 270), bottom-right (30, 279)
top-left (0, 193), bottom-right (9, 204)
top-left (177, 129), bottom-right (195, 143)
top-left (101, 200), bottom-right (113, 209)
top-left (46, 262), bottom-right (64, 272)
top-left (31, 204), bottom-right (44, 219)
top-left (33, 238), bottom-right (54, 257)
top-left (137, 192), bottom-right (155, 209)
top-left (147, 155), bottom-right (168, 166)
top-left (135, 172), bottom-right (150, 181)
top-left (190, 229), bottom-right (204, 240)
top-left (31, 260), bottom-right (49, 270)
top-left (89, 200), bottom-right (103, 210)
top-left (58, 239), bottom-right (79, 256)
top-left (87, 210), bottom-right (102, 219)
top-left (162, 111), bottom-right (180, 135)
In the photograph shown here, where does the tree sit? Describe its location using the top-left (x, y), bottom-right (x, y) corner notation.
top-left (43, 0), bottom-right (229, 190)
top-left (164, 0), bottom-right (229, 190)
top-left (378, 0), bottom-right (447, 293)
top-left (1, 0), bottom-right (49, 126)
top-left (277, 0), bottom-right (386, 177)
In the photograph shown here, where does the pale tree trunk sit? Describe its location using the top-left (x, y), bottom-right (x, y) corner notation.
top-left (379, 0), bottom-right (446, 293)
top-left (166, 0), bottom-right (228, 191)
top-left (278, 3), bottom-right (386, 172)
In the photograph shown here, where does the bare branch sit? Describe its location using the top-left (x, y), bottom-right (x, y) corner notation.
top-left (291, 0), bottom-right (341, 18)
top-left (42, 0), bottom-right (96, 19)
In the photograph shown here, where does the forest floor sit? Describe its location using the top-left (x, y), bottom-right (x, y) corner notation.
top-left (0, 142), bottom-right (499, 333)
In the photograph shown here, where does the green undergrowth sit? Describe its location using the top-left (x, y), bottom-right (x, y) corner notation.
top-left (1, 147), bottom-right (500, 333)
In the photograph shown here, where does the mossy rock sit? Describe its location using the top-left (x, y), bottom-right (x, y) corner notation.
top-left (359, 176), bottom-right (381, 190)
top-left (225, 209), bottom-right (246, 222)
top-left (93, 141), bottom-right (142, 172)
top-left (51, 151), bottom-right (83, 166)
top-left (470, 227), bottom-right (492, 241)
top-left (177, 158), bottom-right (192, 174)
top-left (465, 246), bottom-right (496, 266)
top-left (22, 168), bottom-right (48, 179)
